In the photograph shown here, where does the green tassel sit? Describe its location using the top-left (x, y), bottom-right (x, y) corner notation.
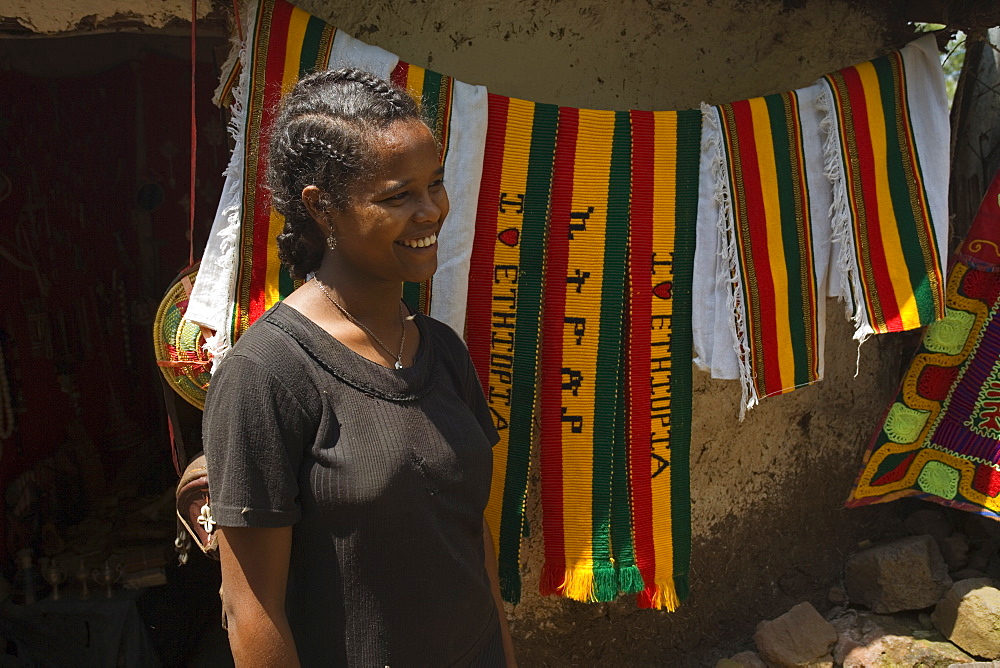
top-left (675, 574), bottom-right (690, 602)
top-left (499, 567), bottom-right (521, 605)
top-left (617, 564), bottom-right (645, 594)
top-left (593, 566), bottom-right (618, 602)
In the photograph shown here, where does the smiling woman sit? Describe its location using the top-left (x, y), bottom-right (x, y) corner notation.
top-left (201, 69), bottom-right (516, 666)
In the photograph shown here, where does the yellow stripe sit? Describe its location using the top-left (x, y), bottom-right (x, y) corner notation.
top-left (264, 8), bottom-right (312, 310)
top-left (560, 108), bottom-right (615, 597)
top-left (747, 97), bottom-right (795, 392)
top-left (857, 61), bottom-right (920, 330)
top-left (649, 111), bottom-right (677, 595)
top-left (405, 63), bottom-right (426, 104)
top-left (484, 98), bottom-right (535, 555)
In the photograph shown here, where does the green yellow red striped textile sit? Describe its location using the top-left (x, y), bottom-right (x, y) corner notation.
top-left (717, 91), bottom-right (821, 400)
top-left (539, 107), bottom-right (631, 602)
top-left (628, 109), bottom-right (700, 610)
top-left (391, 60), bottom-right (455, 315)
top-left (822, 49), bottom-right (944, 334)
top-left (232, 0), bottom-right (335, 342)
top-left (468, 94), bottom-right (557, 603)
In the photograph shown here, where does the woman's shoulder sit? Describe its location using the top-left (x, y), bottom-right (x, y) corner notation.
top-left (211, 303), bottom-right (324, 396)
top-left (417, 313), bottom-right (468, 353)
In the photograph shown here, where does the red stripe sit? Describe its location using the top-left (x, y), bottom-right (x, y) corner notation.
top-left (627, 110), bottom-right (657, 590)
top-left (248, 0), bottom-right (293, 324)
top-left (728, 101), bottom-right (782, 394)
top-left (389, 60), bottom-right (408, 88)
top-left (466, 94), bottom-right (508, 389)
top-left (539, 106), bottom-right (576, 593)
top-left (839, 66), bottom-right (902, 331)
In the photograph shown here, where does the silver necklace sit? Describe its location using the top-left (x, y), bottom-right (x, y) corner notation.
top-left (315, 280), bottom-right (407, 369)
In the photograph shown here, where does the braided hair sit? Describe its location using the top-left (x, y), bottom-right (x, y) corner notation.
top-left (266, 68), bottom-right (425, 278)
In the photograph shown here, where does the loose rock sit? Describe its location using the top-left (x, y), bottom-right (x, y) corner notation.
top-left (845, 535), bottom-right (953, 613)
top-left (941, 534), bottom-right (971, 571)
top-left (753, 602), bottom-right (837, 667)
top-left (831, 610), bottom-right (974, 666)
top-left (718, 651), bottom-right (768, 668)
top-left (932, 578), bottom-right (1000, 660)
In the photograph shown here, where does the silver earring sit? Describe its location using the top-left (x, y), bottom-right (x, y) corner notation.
top-left (326, 232), bottom-right (337, 250)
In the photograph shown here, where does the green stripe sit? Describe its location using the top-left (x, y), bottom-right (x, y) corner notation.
top-left (590, 111), bottom-right (631, 602)
top-left (764, 93), bottom-right (811, 387)
top-left (298, 16), bottom-right (326, 78)
top-left (670, 108), bottom-right (701, 601)
top-left (422, 69), bottom-right (443, 135)
top-left (872, 54), bottom-right (936, 325)
top-left (402, 281), bottom-right (422, 313)
top-left (278, 265), bottom-right (295, 299)
top-left (278, 15), bottom-right (325, 303)
top-left (497, 102), bottom-right (558, 604)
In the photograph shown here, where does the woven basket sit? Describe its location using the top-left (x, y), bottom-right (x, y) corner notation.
top-left (152, 264), bottom-right (212, 410)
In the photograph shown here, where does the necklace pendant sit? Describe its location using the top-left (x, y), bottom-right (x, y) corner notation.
top-left (394, 360), bottom-right (403, 370)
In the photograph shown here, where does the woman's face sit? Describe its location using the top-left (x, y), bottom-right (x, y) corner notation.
top-left (327, 118), bottom-right (448, 286)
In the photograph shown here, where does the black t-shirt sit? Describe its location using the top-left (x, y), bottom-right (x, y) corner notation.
top-left (203, 302), bottom-right (500, 666)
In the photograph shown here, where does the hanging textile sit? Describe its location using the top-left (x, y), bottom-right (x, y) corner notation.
top-left (468, 94), bottom-right (557, 603)
top-left (186, 0), bottom-right (486, 357)
top-left (819, 34), bottom-right (949, 340)
top-left (627, 109), bottom-right (700, 610)
top-left (847, 171), bottom-right (1000, 520)
top-left (695, 34), bottom-right (948, 416)
top-left (538, 107), bottom-right (636, 603)
top-left (697, 82), bottom-right (833, 416)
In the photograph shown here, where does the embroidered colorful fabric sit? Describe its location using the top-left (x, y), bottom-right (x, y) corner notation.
top-left (847, 170), bottom-right (1000, 520)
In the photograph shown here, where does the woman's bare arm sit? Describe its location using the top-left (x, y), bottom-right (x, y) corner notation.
top-left (483, 518), bottom-right (518, 667)
top-left (218, 526), bottom-right (300, 668)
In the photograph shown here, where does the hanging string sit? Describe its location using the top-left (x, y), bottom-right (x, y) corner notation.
top-left (189, 0), bottom-right (198, 268)
top-left (232, 0), bottom-right (244, 41)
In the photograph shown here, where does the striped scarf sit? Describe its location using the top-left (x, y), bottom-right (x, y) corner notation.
top-left (848, 169), bottom-right (1000, 520)
top-left (696, 35), bottom-right (949, 416)
top-left (468, 102), bottom-right (701, 607)
top-left (820, 37), bottom-right (948, 339)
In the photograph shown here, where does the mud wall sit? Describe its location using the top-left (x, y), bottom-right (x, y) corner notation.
top-left (3, 0), bottom-right (918, 663)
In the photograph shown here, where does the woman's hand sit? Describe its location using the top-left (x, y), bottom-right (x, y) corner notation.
top-left (218, 526), bottom-right (300, 668)
top-left (483, 518), bottom-right (518, 667)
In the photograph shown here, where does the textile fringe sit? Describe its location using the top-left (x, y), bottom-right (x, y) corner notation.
top-left (498, 567), bottom-right (521, 604)
top-left (201, 4), bottom-right (255, 369)
top-left (637, 580), bottom-right (682, 612)
top-left (816, 82), bottom-right (870, 343)
top-left (701, 103), bottom-right (757, 419)
top-left (617, 564), bottom-right (645, 595)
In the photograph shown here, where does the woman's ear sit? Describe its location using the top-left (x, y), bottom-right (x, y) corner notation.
top-left (301, 185), bottom-right (327, 221)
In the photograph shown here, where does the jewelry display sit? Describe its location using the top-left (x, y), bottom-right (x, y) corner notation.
top-left (75, 559), bottom-right (90, 600)
top-left (43, 562), bottom-right (66, 601)
top-left (92, 560), bottom-right (123, 599)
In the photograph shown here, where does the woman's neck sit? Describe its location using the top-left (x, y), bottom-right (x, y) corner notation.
top-left (311, 264), bottom-right (403, 328)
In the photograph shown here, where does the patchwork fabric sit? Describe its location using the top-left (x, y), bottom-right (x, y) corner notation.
top-left (847, 170), bottom-right (1000, 520)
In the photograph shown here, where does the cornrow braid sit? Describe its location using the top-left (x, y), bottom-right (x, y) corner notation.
top-left (266, 68), bottom-right (427, 278)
